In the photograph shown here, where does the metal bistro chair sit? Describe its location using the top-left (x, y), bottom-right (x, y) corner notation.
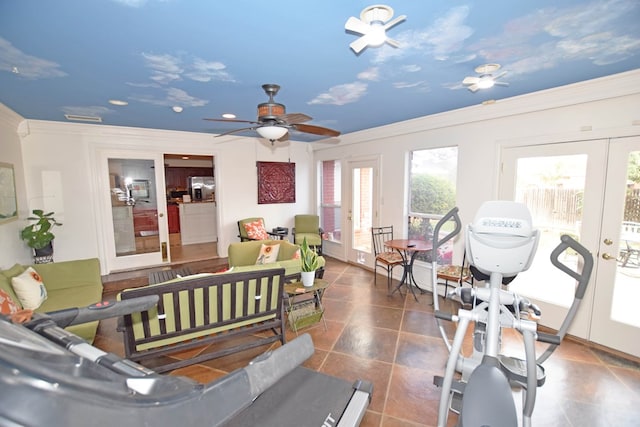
top-left (372, 226), bottom-right (404, 292)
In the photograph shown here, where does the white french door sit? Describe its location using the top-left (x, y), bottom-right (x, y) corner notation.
top-left (500, 137), bottom-right (640, 357)
top-left (97, 150), bottom-right (169, 272)
top-left (346, 158), bottom-right (379, 266)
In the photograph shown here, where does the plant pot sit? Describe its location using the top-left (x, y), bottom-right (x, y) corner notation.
top-left (301, 271), bottom-right (315, 287)
top-left (34, 242), bottom-right (54, 257)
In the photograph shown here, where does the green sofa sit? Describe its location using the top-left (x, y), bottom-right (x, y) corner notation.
top-left (227, 239), bottom-right (325, 281)
top-left (0, 258), bottom-right (104, 343)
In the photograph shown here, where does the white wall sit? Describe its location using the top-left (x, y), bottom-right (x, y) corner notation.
top-left (315, 70), bottom-right (640, 285)
top-left (2, 69), bottom-right (639, 275)
top-left (16, 121), bottom-right (316, 274)
top-left (0, 104), bottom-right (32, 268)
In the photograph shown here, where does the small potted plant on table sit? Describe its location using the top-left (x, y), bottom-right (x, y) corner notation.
top-left (300, 237), bottom-right (320, 287)
top-left (20, 210), bottom-right (62, 263)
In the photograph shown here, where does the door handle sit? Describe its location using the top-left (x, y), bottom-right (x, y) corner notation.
top-left (602, 253), bottom-right (616, 260)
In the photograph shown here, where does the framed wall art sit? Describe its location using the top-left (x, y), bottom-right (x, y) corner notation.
top-left (257, 161), bottom-right (295, 204)
top-left (0, 162), bottom-right (18, 224)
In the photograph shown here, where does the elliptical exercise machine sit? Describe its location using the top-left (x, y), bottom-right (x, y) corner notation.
top-left (430, 201), bottom-right (594, 427)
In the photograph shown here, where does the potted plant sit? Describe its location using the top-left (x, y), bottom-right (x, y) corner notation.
top-left (20, 210), bottom-right (62, 257)
top-left (300, 237), bottom-right (320, 287)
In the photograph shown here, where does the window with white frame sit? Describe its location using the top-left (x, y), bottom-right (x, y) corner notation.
top-left (408, 147), bottom-right (458, 263)
top-left (320, 160), bottom-right (341, 243)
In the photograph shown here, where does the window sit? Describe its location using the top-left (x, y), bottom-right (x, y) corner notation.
top-left (408, 147), bottom-right (458, 263)
top-left (320, 160), bottom-right (341, 243)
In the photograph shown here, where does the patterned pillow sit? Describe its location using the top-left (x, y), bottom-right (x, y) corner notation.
top-left (0, 288), bottom-right (20, 315)
top-left (256, 244), bottom-right (280, 265)
top-left (11, 267), bottom-right (48, 310)
top-left (243, 219), bottom-right (269, 240)
top-left (292, 248), bottom-right (301, 260)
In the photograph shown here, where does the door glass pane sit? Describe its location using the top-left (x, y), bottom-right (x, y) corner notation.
top-left (321, 160), bottom-right (341, 243)
top-left (512, 155), bottom-right (587, 307)
top-left (613, 151), bottom-right (640, 327)
top-left (108, 159), bottom-right (159, 256)
top-left (352, 166), bottom-right (373, 255)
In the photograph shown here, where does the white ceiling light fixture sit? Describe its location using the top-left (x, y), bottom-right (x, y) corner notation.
top-left (345, 4), bottom-right (407, 54)
top-left (463, 64), bottom-right (509, 92)
top-left (256, 125), bottom-right (288, 142)
top-left (172, 106), bottom-right (183, 113)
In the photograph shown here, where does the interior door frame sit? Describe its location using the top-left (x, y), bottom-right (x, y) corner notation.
top-left (345, 156), bottom-right (380, 266)
top-left (95, 148), bottom-right (169, 273)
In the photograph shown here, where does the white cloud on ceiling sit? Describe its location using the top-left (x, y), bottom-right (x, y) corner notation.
top-left (470, 0), bottom-right (640, 75)
top-left (0, 37), bottom-right (67, 79)
top-left (185, 58), bottom-right (234, 82)
top-left (130, 87), bottom-right (208, 107)
top-left (308, 82), bottom-right (368, 106)
top-left (357, 67), bottom-right (379, 81)
top-left (141, 52), bottom-right (235, 84)
top-left (371, 6), bottom-right (474, 64)
top-left (393, 81), bottom-right (430, 92)
top-left (111, 0), bottom-right (169, 7)
top-left (402, 65), bottom-right (422, 73)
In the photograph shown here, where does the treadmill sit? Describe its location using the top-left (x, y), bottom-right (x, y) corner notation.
top-left (0, 297), bottom-right (372, 427)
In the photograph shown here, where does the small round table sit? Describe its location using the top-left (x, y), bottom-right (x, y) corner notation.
top-left (384, 239), bottom-right (433, 301)
top-left (283, 279), bottom-right (329, 332)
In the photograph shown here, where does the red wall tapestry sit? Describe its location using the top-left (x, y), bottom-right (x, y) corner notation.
top-left (257, 161), bottom-right (295, 204)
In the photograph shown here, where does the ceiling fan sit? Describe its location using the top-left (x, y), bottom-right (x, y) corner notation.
top-left (462, 64), bottom-right (509, 92)
top-left (204, 84), bottom-right (340, 144)
top-left (345, 4), bottom-right (407, 54)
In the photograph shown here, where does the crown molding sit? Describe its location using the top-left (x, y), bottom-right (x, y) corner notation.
top-left (340, 69), bottom-right (640, 145)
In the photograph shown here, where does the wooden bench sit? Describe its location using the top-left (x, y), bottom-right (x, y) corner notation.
top-left (118, 268), bottom-right (286, 373)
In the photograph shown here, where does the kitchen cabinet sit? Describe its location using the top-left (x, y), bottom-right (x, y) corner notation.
top-left (179, 202), bottom-right (217, 245)
top-left (167, 204), bottom-right (180, 233)
top-left (165, 167), bottom-right (214, 190)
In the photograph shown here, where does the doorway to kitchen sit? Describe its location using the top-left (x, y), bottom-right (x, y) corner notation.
top-left (164, 154), bottom-right (218, 264)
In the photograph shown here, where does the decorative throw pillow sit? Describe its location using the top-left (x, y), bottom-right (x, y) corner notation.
top-left (256, 244), bottom-right (280, 265)
top-left (292, 248), bottom-right (301, 260)
top-left (243, 219), bottom-right (269, 240)
top-left (0, 288), bottom-right (20, 315)
top-left (11, 267), bottom-right (48, 310)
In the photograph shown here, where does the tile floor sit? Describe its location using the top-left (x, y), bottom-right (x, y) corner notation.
top-left (96, 257), bottom-right (640, 426)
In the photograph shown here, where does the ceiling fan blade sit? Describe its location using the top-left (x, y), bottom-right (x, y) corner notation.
top-left (214, 126), bottom-right (257, 137)
top-left (204, 118), bottom-right (260, 125)
top-left (345, 16), bottom-right (370, 35)
top-left (493, 71), bottom-right (508, 80)
top-left (383, 15), bottom-right (407, 31)
top-left (279, 112), bottom-right (312, 124)
top-left (386, 37), bottom-right (400, 48)
top-left (467, 84), bottom-right (479, 93)
top-left (292, 123), bottom-right (341, 137)
top-left (350, 35), bottom-right (371, 54)
top-left (494, 81), bottom-right (510, 87)
top-left (462, 76), bottom-right (480, 85)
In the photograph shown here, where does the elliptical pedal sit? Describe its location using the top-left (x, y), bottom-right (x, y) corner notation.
top-left (498, 355), bottom-right (546, 387)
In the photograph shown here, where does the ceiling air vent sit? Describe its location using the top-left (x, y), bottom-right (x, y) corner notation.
top-left (64, 114), bottom-right (102, 123)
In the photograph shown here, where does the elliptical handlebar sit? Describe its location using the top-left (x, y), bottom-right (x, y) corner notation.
top-left (550, 234), bottom-right (593, 300)
top-left (430, 207), bottom-right (462, 263)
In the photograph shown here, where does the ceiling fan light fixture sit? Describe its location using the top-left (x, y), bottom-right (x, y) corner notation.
top-left (477, 77), bottom-right (495, 89)
top-left (368, 23), bottom-right (387, 47)
top-left (256, 126), bottom-right (287, 141)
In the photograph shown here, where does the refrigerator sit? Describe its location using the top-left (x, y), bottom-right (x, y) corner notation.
top-left (188, 176), bottom-right (215, 201)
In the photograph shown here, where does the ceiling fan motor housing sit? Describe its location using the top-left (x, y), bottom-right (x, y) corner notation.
top-left (258, 83), bottom-right (286, 121)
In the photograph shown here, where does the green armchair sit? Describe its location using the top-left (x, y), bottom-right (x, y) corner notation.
top-left (237, 217), bottom-right (280, 241)
top-left (292, 214), bottom-right (323, 255)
